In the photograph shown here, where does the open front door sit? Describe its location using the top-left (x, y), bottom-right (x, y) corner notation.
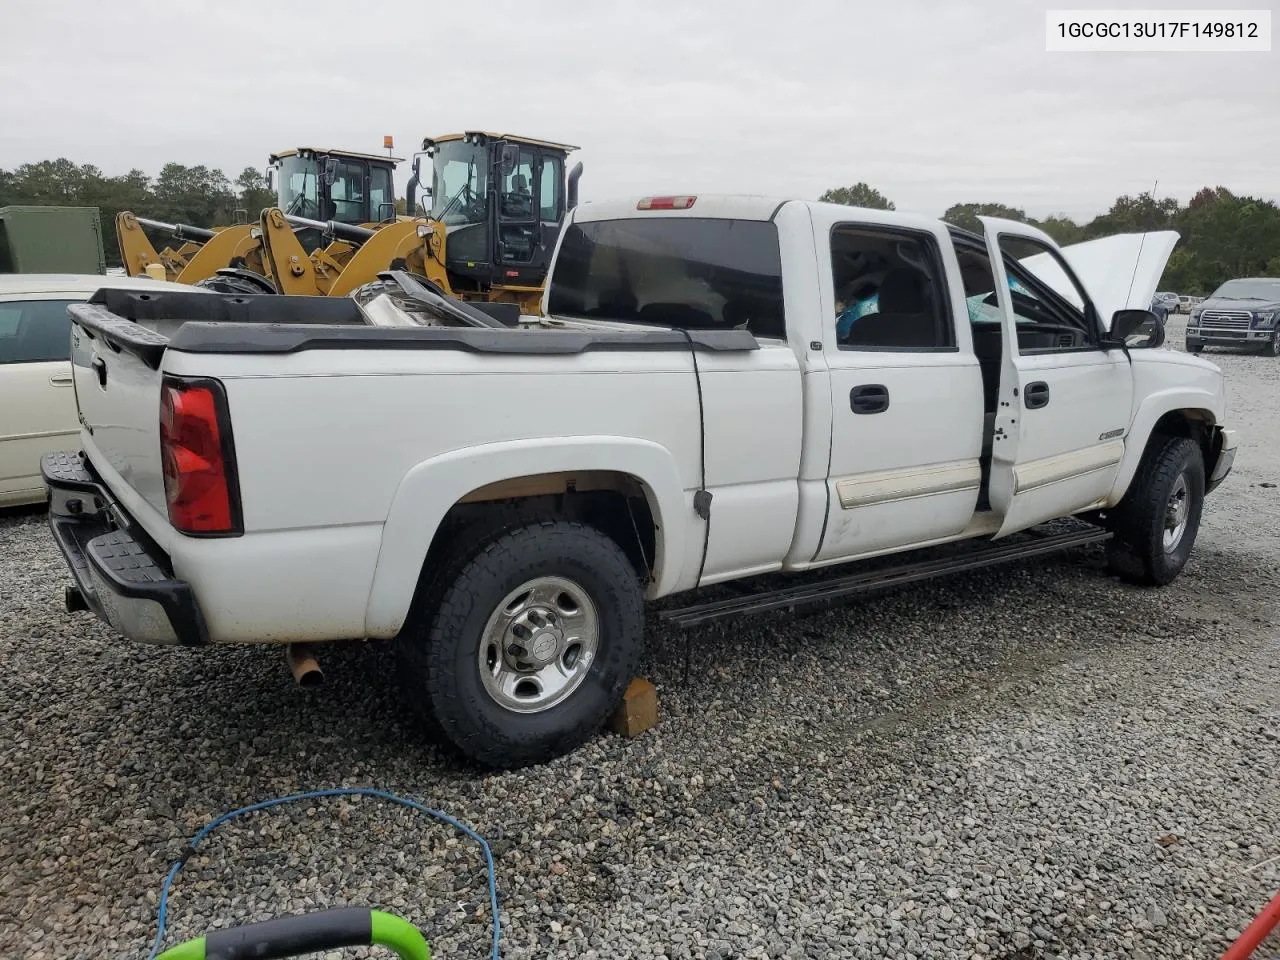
top-left (981, 217), bottom-right (1136, 537)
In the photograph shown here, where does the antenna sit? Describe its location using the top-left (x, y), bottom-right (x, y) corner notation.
top-left (1123, 178), bottom-right (1158, 309)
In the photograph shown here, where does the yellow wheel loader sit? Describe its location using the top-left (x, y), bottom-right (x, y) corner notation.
top-left (115, 146), bottom-right (402, 289)
top-left (255, 132), bottom-right (583, 313)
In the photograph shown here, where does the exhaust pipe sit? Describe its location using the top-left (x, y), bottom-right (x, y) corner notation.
top-left (286, 643), bottom-right (324, 687)
top-left (566, 161), bottom-right (584, 211)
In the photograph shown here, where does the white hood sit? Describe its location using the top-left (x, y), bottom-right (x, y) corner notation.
top-left (1024, 231), bottom-right (1179, 323)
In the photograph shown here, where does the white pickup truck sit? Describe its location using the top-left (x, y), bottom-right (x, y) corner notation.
top-left (44, 196), bottom-right (1237, 768)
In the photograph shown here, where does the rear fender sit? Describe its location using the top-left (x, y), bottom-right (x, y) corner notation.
top-left (362, 436), bottom-right (688, 637)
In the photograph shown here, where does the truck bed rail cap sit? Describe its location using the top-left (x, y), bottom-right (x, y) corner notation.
top-left (166, 323), bottom-right (761, 357)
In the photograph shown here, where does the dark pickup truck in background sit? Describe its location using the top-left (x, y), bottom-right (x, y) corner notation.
top-left (1186, 277), bottom-right (1280, 356)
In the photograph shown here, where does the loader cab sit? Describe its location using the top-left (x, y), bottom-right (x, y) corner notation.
top-left (419, 132), bottom-right (582, 297)
top-left (267, 148), bottom-right (401, 251)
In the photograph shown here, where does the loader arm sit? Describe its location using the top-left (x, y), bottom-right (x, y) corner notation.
top-left (173, 224), bottom-right (271, 286)
top-left (325, 219), bottom-right (450, 298)
top-left (259, 207), bottom-right (323, 296)
top-left (115, 211), bottom-right (166, 279)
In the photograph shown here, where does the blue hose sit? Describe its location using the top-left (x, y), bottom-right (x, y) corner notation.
top-left (145, 787), bottom-right (501, 960)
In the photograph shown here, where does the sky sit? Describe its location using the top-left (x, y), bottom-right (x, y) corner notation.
top-left (2, 0), bottom-right (1276, 223)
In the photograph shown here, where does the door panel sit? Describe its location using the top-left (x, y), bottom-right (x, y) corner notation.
top-left (811, 212), bottom-right (985, 563)
top-left (979, 218), bottom-right (1134, 535)
top-left (818, 355), bottom-right (984, 560)
top-left (0, 295), bottom-right (82, 501)
top-left (0, 359), bottom-right (77, 499)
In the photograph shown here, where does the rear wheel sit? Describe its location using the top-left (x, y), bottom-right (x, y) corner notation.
top-left (1105, 435), bottom-right (1204, 586)
top-left (397, 520), bottom-right (644, 769)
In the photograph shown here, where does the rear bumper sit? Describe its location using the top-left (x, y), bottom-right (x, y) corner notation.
top-left (42, 450), bottom-right (209, 646)
top-left (1207, 427), bottom-right (1238, 494)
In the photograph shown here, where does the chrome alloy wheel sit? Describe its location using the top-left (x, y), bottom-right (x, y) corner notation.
top-left (477, 576), bottom-right (599, 713)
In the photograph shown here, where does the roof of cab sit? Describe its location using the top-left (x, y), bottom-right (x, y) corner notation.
top-left (269, 148), bottom-right (404, 165)
top-left (570, 195), bottom-right (956, 234)
top-left (572, 195), bottom-right (793, 223)
top-left (0, 273), bottom-right (206, 297)
top-left (425, 132), bottom-right (580, 153)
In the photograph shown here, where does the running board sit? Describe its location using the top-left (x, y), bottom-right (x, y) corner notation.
top-left (658, 527), bottom-right (1112, 629)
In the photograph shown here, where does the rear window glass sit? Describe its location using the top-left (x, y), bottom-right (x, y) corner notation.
top-left (547, 217), bottom-right (786, 338)
top-left (0, 299), bottom-right (77, 364)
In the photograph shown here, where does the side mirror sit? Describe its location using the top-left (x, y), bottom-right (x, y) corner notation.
top-left (1109, 308), bottom-right (1166, 349)
top-left (322, 158), bottom-right (338, 186)
top-left (499, 143), bottom-right (519, 174)
top-left (265, 167), bottom-right (275, 191)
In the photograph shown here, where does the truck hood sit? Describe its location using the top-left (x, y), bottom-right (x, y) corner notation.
top-left (1026, 231), bottom-right (1180, 324)
top-left (1061, 231), bottom-right (1180, 322)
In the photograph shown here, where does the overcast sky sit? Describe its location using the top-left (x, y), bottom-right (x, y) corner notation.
top-left (3, 0), bottom-right (1275, 222)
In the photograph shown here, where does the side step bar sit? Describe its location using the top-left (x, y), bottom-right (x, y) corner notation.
top-left (658, 526), bottom-right (1112, 629)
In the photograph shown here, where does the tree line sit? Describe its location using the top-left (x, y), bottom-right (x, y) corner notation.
top-left (0, 159), bottom-right (276, 268)
top-left (1, 157), bottom-right (1275, 292)
top-left (822, 182), bottom-right (1280, 296)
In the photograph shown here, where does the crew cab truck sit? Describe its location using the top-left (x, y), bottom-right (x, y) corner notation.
top-left (43, 197), bottom-right (1237, 768)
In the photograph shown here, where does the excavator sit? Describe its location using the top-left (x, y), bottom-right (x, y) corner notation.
top-left (251, 131), bottom-right (583, 313)
top-left (115, 145), bottom-right (402, 288)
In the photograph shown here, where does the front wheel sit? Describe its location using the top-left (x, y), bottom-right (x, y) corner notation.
top-left (397, 520), bottom-right (644, 769)
top-left (1265, 333), bottom-right (1280, 357)
top-left (1105, 435), bottom-right (1205, 586)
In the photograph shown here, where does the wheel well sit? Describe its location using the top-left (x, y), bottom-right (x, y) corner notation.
top-left (411, 472), bottom-right (659, 615)
top-left (1151, 409), bottom-right (1216, 471)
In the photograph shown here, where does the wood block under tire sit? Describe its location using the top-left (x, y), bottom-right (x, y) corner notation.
top-left (609, 677), bottom-right (659, 737)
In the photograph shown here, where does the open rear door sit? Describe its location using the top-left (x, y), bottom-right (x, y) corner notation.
top-left (981, 217), bottom-right (1137, 537)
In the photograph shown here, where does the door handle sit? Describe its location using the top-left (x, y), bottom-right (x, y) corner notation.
top-left (850, 383), bottom-right (890, 415)
top-left (50, 373), bottom-right (74, 386)
top-left (91, 357), bottom-right (107, 388)
top-left (1024, 381), bottom-right (1050, 409)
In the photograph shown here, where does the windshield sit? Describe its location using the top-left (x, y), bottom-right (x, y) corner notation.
top-left (1210, 278), bottom-right (1280, 300)
top-left (430, 141), bottom-right (488, 226)
top-left (275, 156), bottom-right (321, 219)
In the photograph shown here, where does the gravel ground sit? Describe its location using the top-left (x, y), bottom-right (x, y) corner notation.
top-left (2, 324), bottom-right (1279, 960)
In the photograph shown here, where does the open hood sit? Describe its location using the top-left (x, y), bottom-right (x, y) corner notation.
top-left (1039, 231), bottom-right (1180, 323)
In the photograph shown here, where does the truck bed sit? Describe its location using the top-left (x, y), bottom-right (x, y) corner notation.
top-left (64, 284), bottom-right (791, 644)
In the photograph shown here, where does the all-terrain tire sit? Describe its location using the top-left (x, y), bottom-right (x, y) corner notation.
top-left (397, 520), bottom-right (644, 769)
top-left (1105, 435), bottom-right (1204, 586)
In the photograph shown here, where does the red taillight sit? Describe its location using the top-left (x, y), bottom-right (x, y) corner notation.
top-left (637, 195), bottom-right (696, 210)
top-left (159, 378), bottom-right (240, 535)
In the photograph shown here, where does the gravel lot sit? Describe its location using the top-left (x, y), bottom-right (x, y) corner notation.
top-left (2, 318), bottom-right (1278, 960)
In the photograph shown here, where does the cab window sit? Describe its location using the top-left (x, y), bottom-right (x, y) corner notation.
top-left (328, 160), bottom-right (367, 223)
top-left (830, 225), bottom-right (955, 351)
top-left (997, 234), bottom-right (1097, 352)
top-left (539, 156), bottom-right (563, 222)
top-left (369, 166), bottom-right (394, 220)
top-left (500, 149), bottom-right (536, 221)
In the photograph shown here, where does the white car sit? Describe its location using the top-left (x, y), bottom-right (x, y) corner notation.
top-left (0, 273), bottom-right (201, 506)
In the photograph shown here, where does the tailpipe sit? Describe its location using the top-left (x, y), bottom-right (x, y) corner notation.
top-left (286, 643), bottom-right (324, 688)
